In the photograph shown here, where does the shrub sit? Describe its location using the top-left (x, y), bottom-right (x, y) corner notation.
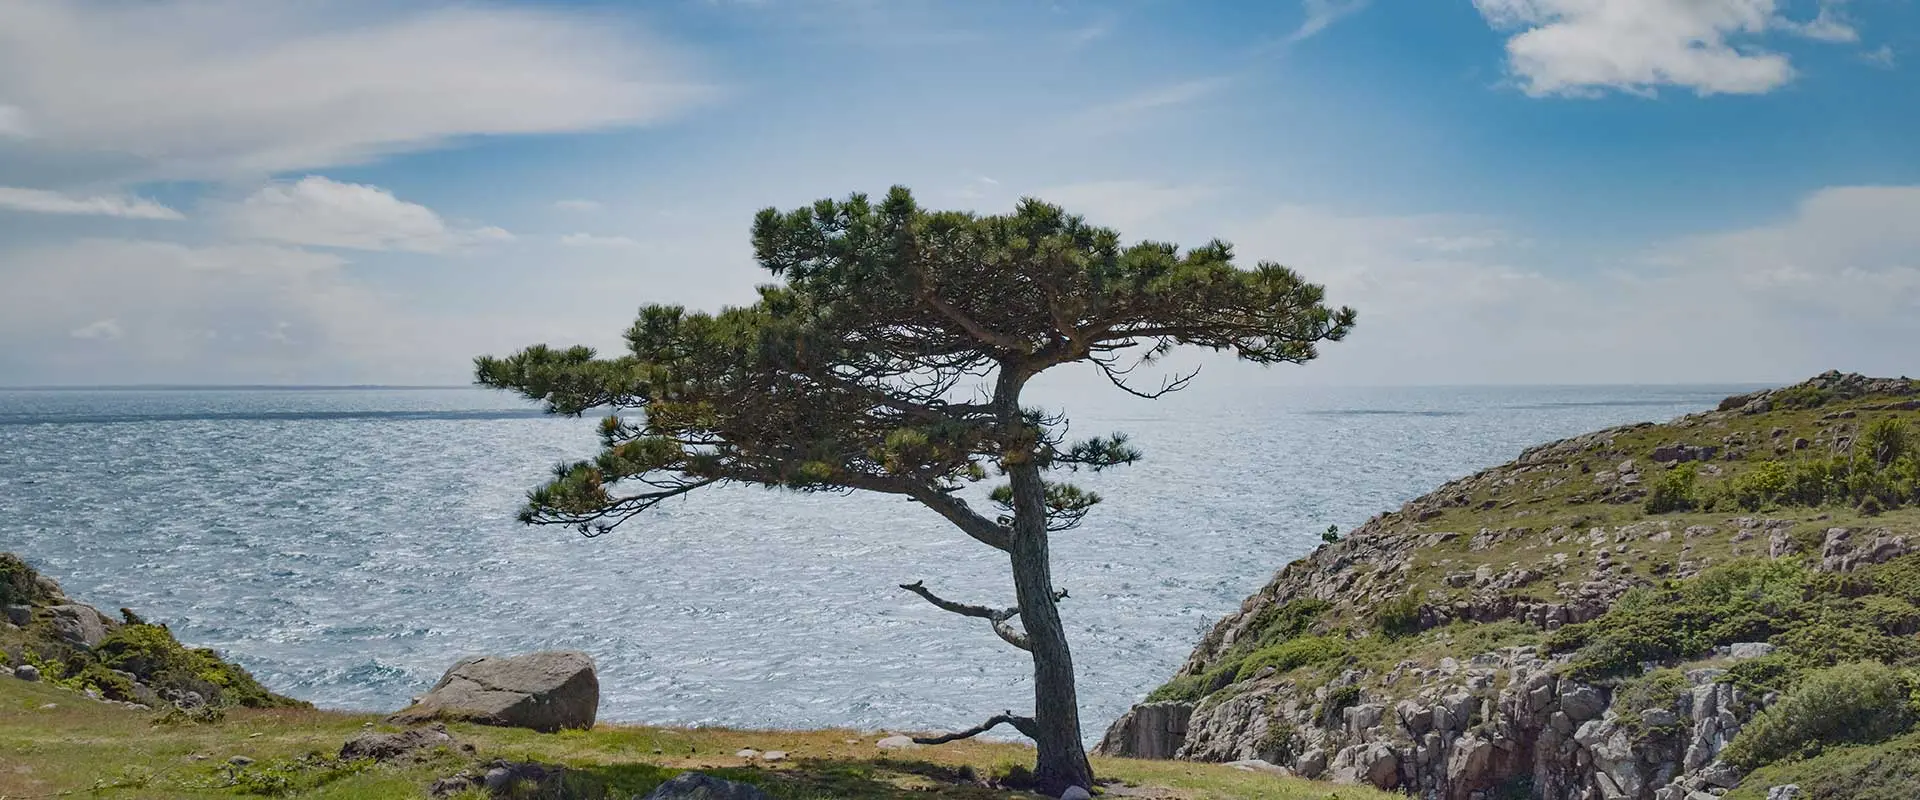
top-left (1375, 593), bottom-right (1423, 640)
top-left (1236, 636), bottom-right (1349, 682)
top-left (1865, 417), bottom-right (1911, 467)
top-left (1644, 463), bottom-right (1699, 513)
top-left (1616, 668), bottom-right (1690, 731)
top-left (1730, 461), bottom-right (1793, 511)
top-left (0, 553), bottom-right (49, 606)
top-left (92, 624), bottom-right (304, 709)
top-left (1722, 662), bottom-right (1917, 770)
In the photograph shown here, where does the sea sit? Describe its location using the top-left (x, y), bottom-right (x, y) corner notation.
top-left (0, 381), bottom-right (1757, 744)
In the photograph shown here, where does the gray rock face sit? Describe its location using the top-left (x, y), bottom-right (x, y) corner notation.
top-left (390, 651), bottom-right (598, 732)
top-left (47, 604), bottom-right (112, 648)
top-left (3, 605), bottom-right (29, 627)
top-left (1092, 701), bottom-right (1192, 759)
top-left (13, 664), bottom-right (40, 681)
top-left (1766, 785), bottom-right (1801, 800)
top-left (642, 772), bottom-right (772, 800)
top-left (1328, 741), bottom-right (1398, 789)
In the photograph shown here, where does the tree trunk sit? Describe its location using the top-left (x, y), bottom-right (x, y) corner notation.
top-left (1008, 460), bottom-right (1095, 794)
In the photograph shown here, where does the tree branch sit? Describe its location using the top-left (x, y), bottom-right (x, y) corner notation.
top-left (918, 290), bottom-right (1030, 353)
top-left (898, 581), bottom-right (1067, 652)
top-left (900, 484), bottom-right (1013, 551)
top-left (911, 711), bottom-right (1040, 744)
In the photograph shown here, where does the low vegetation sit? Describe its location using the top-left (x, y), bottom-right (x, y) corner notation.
top-left (0, 677), bottom-right (1397, 800)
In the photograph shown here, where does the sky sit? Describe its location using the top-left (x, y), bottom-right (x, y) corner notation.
top-left (1, 0), bottom-right (1916, 388)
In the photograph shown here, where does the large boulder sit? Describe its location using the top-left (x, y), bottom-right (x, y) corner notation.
top-left (47, 604), bottom-right (112, 648)
top-left (390, 651), bottom-right (598, 732)
top-left (642, 772), bottom-right (771, 800)
top-left (1093, 701), bottom-right (1192, 759)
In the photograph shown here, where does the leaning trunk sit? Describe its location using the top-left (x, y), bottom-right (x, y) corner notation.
top-left (1008, 461), bottom-right (1095, 793)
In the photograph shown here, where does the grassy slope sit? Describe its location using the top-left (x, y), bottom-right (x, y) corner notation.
top-left (0, 678), bottom-right (1395, 800)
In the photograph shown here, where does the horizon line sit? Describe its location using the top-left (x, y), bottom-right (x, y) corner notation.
top-left (0, 380), bottom-right (1792, 392)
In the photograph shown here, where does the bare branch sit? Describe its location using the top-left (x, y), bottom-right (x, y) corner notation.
top-left (1092, 355), bottom-right (1199, 400)
top-left (898, 580), bottom-right (1010, 620)
top-left (899, 483), bottom-right (1013, 551)
top-left (912, 711), bottom-right (1040, 744)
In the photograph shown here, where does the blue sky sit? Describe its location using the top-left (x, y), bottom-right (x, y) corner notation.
top-left (0, 0), bottom-right (1915, 386)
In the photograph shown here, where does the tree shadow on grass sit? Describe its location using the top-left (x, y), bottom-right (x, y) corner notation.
top-left (567, 757), bottom-right (1045, 800)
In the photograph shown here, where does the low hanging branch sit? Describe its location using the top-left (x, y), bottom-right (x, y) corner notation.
top-left (912, 710), bottom-right (1040, 744)
top-left (898, 580), bottom-right (1067, 651)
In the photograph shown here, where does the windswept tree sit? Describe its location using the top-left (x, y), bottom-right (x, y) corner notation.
top-left (476, 187), bottom-right (1354, 792)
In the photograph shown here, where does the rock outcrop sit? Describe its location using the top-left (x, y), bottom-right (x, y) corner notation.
top-left (1099, 374), bottom-right (1920, 799)
top-left (2, 553), bottom-right (302, 710)
top-left (391, 651), bottom-right (599, 732)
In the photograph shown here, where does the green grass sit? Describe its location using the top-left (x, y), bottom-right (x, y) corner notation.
top-left (0, 678), bottom-right (1397, 800)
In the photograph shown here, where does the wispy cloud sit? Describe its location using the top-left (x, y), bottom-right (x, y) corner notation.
top-left (554, 199), bottom-right (605, 212)
top-left (0, 186), bottom-right (184, 220)
top-left (0, 1), bottom-right (715, 179)
top-left (1067, 76), bottom-right (1233, 132)
top-left (1862, 45), bottom-right (1896, 69)
top-left (1289, 0), bottom-right (1371, 43)
top-left (559, 232), bottom-right (642, 248)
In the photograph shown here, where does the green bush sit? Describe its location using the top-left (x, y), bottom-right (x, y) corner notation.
top-left (1773, 385), bottom-right (1832, 410)
top-left (0, 553), bottom-right (49, 607)
top-left (1723, 662), bottom-right (1918, 770)
top-left (1375, 593), bottom-right (1423, 640)
top-left (1236, 636), bottom-right (1349, 682)
top-left (1865, 417), bottom-right (1912, 467)
top-left (1728, 731), bottom-right (1920, 800)
top-left (1730, 461), bottom-right (1793, 510)
top-left (1616, 668), bottom-right (1690, 731)
top-left (1644, 463), bottom-right (1699, 513)
top-left (91, 624), bottom-right (304, 709)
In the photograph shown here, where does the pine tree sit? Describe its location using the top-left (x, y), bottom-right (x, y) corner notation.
top-left (476, 187), bottom-right (1354, 792)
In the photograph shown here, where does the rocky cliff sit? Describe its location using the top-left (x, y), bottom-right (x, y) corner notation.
top-left (1098, 372), bottom-right (1920, 800)
top-left (1, 552), bottom-right (304, 711)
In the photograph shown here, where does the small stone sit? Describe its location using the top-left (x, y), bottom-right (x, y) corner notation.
top-left (228, 756), bottom-right (255, 767)
top-left (735, 748), bottom-right (759, 759)
top-left (37, 703), bottom-right (57, 710)
top-left (875, 735), bottom-right (918, 749)
top-left (1061, 787), bottom-right (1094, 800)
top-left (760, 750), bottom-right (787, 762)
top-left (248, 732), bottom-right (263, 738)
top-left (1726, 642), bottom-right (1775, 660)
top-left (1767, 785), bottom-right (1802, 800)
top-left (13, 664), bottom-right (40, 682)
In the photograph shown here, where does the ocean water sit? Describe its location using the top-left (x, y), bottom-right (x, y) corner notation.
top-left (0, 381), bottom-right (1753, 743)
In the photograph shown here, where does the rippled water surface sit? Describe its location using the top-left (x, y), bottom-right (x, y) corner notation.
top-left (0, 382), bottom-right (1753, 743)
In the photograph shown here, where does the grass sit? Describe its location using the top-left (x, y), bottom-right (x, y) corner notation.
top-left (0, 678), bottom-right (1397, 800)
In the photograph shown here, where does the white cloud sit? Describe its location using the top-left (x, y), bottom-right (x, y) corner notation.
top-left (1473, 0), bottom-right (1810, 97)
top-left (1776, 0), bottom-right (1857, 42)
top-left (560, 233), bottom-right (643, 248)
top-left (0, 186), bottom-right (184, 220)
top-left (1223, 186), bottom-right (1920, 384)
top-left (225, 176), bottom-right (511, 254)
top-left (0, 1), bottom-right (713, 179)
top-left (1862, 45), bottom-right (1896, 69)
top-left (1290, 0), bottom-right (1371, 43)
top-left (554, 199), bottom-right (605, 213)
top-left (1029, 181), bottom-right (1216, 232)
top-left (69, 319), bottom-right (123, 341)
